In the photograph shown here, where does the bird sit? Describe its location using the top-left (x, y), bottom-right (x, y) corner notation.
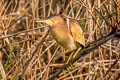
top-left (35, 14), bottom-right (85, 65)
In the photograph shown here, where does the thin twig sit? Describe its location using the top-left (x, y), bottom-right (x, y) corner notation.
top-left (0, 60), bottom-right (7, 80)
top-left (103, 55), bottom-right (120, 79)
top-left (0, 26), bottom-right (45, 40)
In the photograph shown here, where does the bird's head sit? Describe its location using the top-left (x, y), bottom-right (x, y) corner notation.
top-left (35, 14), bottom-right (60, 26)
top-left (35, 18), bottom-right (54, 26)
top-left (35, 15), bottom-right (64, 27)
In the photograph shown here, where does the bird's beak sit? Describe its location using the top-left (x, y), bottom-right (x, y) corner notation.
top-left (35, 19), bottom-right (53, 26)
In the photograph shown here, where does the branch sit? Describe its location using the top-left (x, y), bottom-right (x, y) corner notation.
top-left (48, 31), bottom-right (120, 80)
top-left (62, 0), bottom-right (71, 12)
top-left (0, 27), bottom-right (45, 40)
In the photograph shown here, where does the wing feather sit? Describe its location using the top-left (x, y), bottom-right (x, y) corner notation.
top-left (69, 20), bottom-right (85, 47)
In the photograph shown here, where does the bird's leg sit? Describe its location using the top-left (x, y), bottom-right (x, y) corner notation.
top-left (66, 51), bottom-right (75, 64)
top-left (66, 47), bottom-right (82, 70)
top-left (62, 47), bottom-right (82, 74)
top-left (73, 47), bottom-right (82, 58)
top-left (66, 47), bottom-right (82, 65)
top-left (65, 51), bottom-right (75, 71)
top-left (62, 47), bottom-right (66, 61)
top-left (61, 51), bottom-right (75, 74)
top-left (72, 47), bottom-right (82, 65)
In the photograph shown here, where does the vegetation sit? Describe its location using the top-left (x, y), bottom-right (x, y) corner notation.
top-left (0, 0), bottom-right (120, 80)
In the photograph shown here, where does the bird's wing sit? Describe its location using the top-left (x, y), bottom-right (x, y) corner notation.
top-left (69, 19), bottom-right (85, 47)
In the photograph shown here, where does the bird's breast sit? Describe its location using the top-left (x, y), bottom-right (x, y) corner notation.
top-left (50, 27), bottom-right (77, 51)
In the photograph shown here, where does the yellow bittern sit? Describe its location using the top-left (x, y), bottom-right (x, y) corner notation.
top-left (36, 15), bottom-right (85, 65)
